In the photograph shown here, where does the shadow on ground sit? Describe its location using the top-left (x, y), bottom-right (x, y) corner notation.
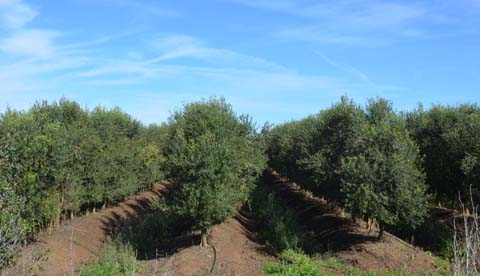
top-left (261, 170), bottom-right (378, 253)
top-left (98, 185), bottom-right (200, 260)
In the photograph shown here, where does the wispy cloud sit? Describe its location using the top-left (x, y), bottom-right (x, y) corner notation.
top-left (0, 0), bottom-right (60, 59)
top-left (0, 1), bottom-right (410, 124)
top-left (1, 29), bottom-right (59, 58)
top-left (75, 0), bottom-right (180, 18)
top-left (147, 35), bottom-right (286, 71)
top-left (227, 0), bottom-right (435, 45)
top-left (0, 0), bottom-right (37, 29)
top-left (316, 52), bottom-right (370, 82)
top-left (228, 0), bottom-right (426, 25)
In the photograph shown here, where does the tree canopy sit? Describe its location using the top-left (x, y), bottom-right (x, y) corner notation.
top-left (163, 99), bottom-right (267, 246)
top-left (0, 99), bottom-right (167, 269)
top-left (267, 97), bottom-right (430, 237)
top-left (406, 103), bottom-right (480, 204)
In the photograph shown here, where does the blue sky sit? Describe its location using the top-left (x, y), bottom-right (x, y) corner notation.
top-left (0, 0), bottom-right (479, 125)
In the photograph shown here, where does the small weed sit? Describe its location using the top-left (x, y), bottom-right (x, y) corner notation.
top-left (250, 188), bottom-right (307, 253)
top-left (263, 250), bottom-right (326, 276)
top-left (263, 250), bottom-right (448, 276)
top-left (78, 238), bottom-right (142, 276)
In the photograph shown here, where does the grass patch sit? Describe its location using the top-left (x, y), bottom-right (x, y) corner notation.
top-left (263, 250), bottom-right (326, 276)
top-left (78, 239), bottom-right (142, 276)
top-left (250, 187), bottom-right (307, 253)
top-left (263, 250), bottom-right (450, 276)
top-left (263, 250), bottom-right (371, 276)
top-left (113, 198), bottom-right (194, 260)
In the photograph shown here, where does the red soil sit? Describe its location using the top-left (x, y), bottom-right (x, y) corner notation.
top-left (263, 169), bottom-right (440, 274)
top-left (141, 210), bottom-right (270, 276)
top-left (3, 170), bottom-right (446, 276)
top-left (2, 184), bottom-right (167, 276)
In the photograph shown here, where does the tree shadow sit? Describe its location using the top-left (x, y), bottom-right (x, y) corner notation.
top-left (98, 185), bottom-right (199, 260)
top-left (262, 170), bottom-right (379, 254)
top-left (231, 205), bottom-right (273, 257)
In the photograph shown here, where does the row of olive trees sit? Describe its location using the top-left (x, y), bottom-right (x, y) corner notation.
top-left (0, 97), bottom-right (267, 272)
top-left (405, 103), bottom-right (480, 206)
top-left (0, 99), bottom-right (167, 269)
top-left (267, 97), bottom-right (430, 237)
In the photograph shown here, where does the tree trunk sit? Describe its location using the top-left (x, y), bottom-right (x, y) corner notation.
top-left (378, 224), bottom-right (384, 239)
top-left (200, 228), bottom-right (208, 247)
top-left (55, 212), bottom-right (61, 226)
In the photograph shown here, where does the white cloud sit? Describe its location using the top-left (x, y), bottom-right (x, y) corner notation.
top-left (0, 0), bottom-right (59, 59)
top-left (274, 27), bottom-right (386, 46)
top-left (75, 0), bottom-right (180, 18)
top-left (0, 1), bottom-right (403, 125)
top-left (228, 0), bottom-right (425, 25)
top-left (228, 0), bottom-right (429, 45)
top-left (0, 0), bottom-right (37, 29)
top-left (148, 34), bottom-right (286, 71)
top-left (0, 29), bottom-right (58, 58)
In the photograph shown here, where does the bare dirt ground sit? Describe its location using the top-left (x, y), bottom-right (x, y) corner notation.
top-left (3, 182), bottom-right (269, 276)
top-left (262, 169), bottom-right (439, 274)
top-left (2, 184), bottom-right (168, 276)
top-left (141, 209), bottom-right (271, 276)
top-left (3, 170), bottom-right (445, 276)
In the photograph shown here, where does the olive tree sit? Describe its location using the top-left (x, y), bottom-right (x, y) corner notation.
top-left (406, 104), bottom-right (480, 204)
top-left (299, 97), bottom-right (368, 200)
top-left (0, 135), bottom-right (25, 270)
top-left (340, 101), bottom-right (428, 238)
top-left (267, 97), bottom-right (429, 238)
top-left (164, 99), bottom-right (266, 246)
top-left (0, 181), bottom-right (24, 270)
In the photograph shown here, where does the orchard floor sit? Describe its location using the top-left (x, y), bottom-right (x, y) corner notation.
top-left (3, 172), bottom-right (447, 276)
top-left (2, 184), bottom-right (168, 276)
top-left (262, 170), bottom-right (440, 274)
top-left (2, 183), bottom-right (269, 276)
top-left (140, 211), bottom-right (270, 276)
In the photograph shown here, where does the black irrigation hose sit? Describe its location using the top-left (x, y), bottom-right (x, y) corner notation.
top-left (209, 244), bottom-right (217, 276)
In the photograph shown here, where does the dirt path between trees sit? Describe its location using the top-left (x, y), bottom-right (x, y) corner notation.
top-left (262, 169), bottom-right (440, 274)
top-left (140, 208), bottom-right (271, 276)
top-left (4, 170), bottom-right (443, 275)
top-left (3, 182), bottom-right (270, 276)
top-left (2, 184), bottom-right (168, 276)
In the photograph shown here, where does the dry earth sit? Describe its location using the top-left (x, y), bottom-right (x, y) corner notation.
top-left (142, 211), bottom-right (270, 276)
top-left (262, 169), bottom-right (439, 274)
top-left (3, 171), bottom-right (446, 276)
top-left (2, 184), bottom-right (167, 276)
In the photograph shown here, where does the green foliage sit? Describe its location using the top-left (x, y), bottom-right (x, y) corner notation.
top-left (0, 180), bottom-right (25, 270)
top-left (405, 103), bottom-right (480, 204)
top-left (405, 211), bottom-right (454, 258)
top-left (340, 109), bottom-right (429, 232)
top-left (263, 250), bottom-right (325, 276)
top-left (0, 134), bottom-right (26, 270)
top-left (163, 98), bottom-right (267, 237)
top-left (263, 250), bottom-right (404, 276)
top-left (267, 97), bottom-right (429, 234)
top-left (251, 188), bottom-right (304, 252)
top-left (113, 199), bottom-right (189, 259)
top-left (0, 99), bottom-right (167, 268)
top-left (263, 250), bottom-right (441, 276)
top-left (299, 97), bottom-right (368, 200)
top-left (78, 239), bottom-right (141, 276)
top-left (267, 116), bottom-right (318, 189)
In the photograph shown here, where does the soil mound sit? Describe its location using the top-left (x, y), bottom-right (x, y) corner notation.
top-left (2, 184), bottom-right (167, 276)
top-left (263, 169), bottom-right (437, 274)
